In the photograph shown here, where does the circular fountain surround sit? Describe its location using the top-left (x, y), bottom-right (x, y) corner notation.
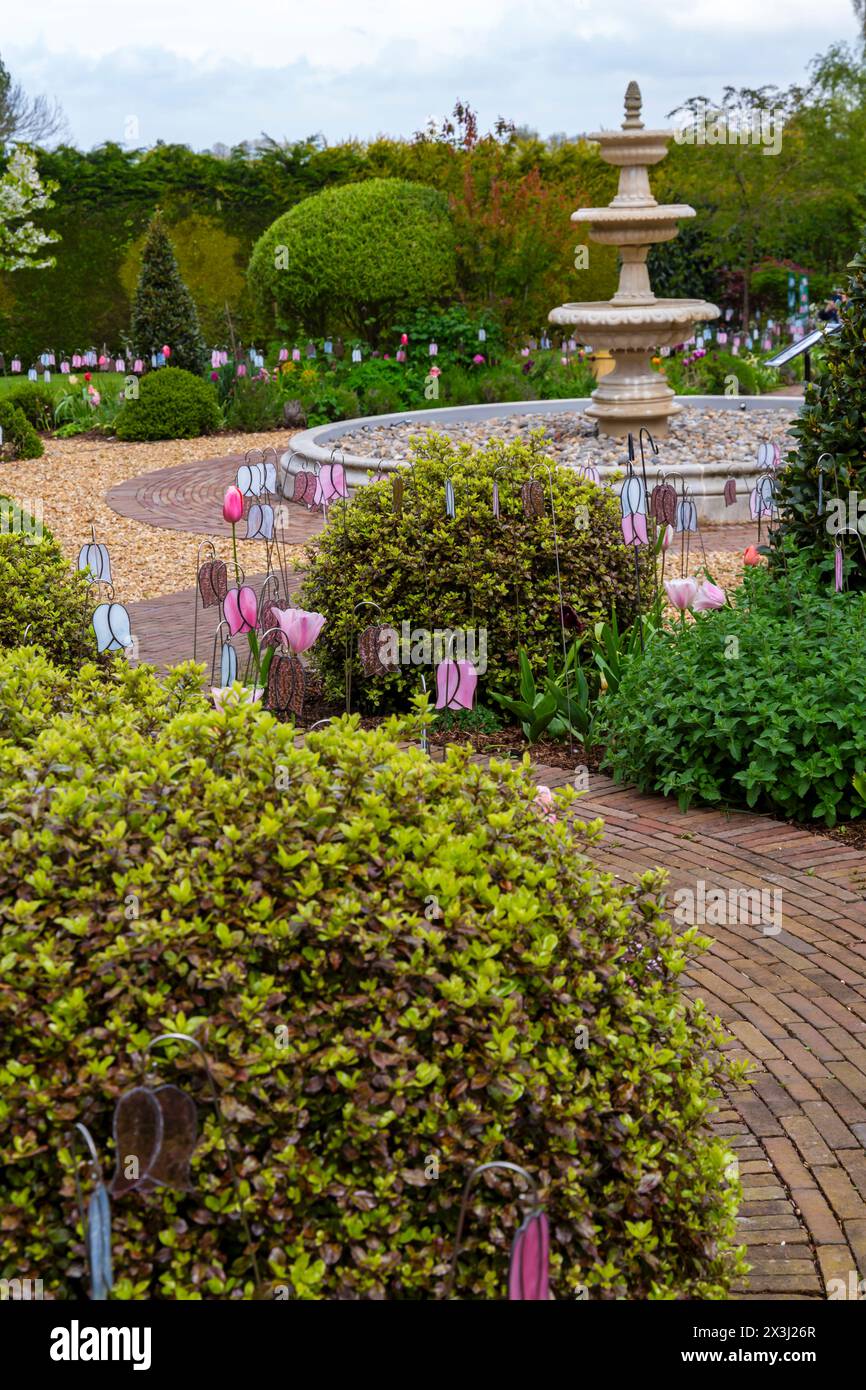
top-left (283, 395), bottom-right (801, 525)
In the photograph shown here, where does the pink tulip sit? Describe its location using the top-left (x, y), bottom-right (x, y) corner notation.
top-left (743, 546), bottom-right (762, 566)
top-left (434, 659), bottom-right (477, 711)
top-left (429, 366), bottom-right (441, 377)
top-left (693, 580), bottom-right (726, 611)
top-left (223, 486), bottom-right (244, 524)
top-left (162, 345), bottom-right (171, 357)
top-left (472, 353), bottom-right (485, 365)
top-left (664, 577), bottom-right (698, 611)
top-left (400, 333), bottom-right (408, 345)
top-left (662, 524), bottom-right (674, 550)
top-left (271, 607), bottom-right (326, 653)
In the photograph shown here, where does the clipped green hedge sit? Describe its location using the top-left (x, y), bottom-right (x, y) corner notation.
top-left (115, 366), bottom-right (221, 440)
top-left (0, 403), bottom-right (43, 460)
top-left (301, 432), bottom-right (649, 708)
top-left (602, 564), bottom-right (866, 825)
top-left (0, 515), bottom-right (91, 664)
top-left (248, 178), bottom-right (457, 340)
top-left (0, 658), bottom-right (742, 1300)
top-left (3, 382), bottom-right (55, 432)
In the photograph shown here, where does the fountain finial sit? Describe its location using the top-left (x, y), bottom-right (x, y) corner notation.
top-left (623, 80), bottom-right (643, 130)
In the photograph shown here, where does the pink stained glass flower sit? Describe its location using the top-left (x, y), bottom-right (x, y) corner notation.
top-left (223, 585), bottom-right (258, 636)
top-left (621, 512), bottom-right (648, 547)
top-left (270, 607), bottom-right (326, 653)
top-left (319, 462), bottom-right (348, 503)
top-left (664, 577), bottom-right (698, 611)
top-left (434, 659), bottom-right (477, 711)
top-left (693, 580), bottom-right (726, 611)
top-left (508, 1208), bottom-right (550, 1301)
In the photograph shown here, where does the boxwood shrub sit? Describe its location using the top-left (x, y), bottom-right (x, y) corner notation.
top-left (0, 658), bottom-right (742, 1300)
top-left (0, 402), bottom-right (44, 459)
top-left (300, 432), bottom-right (649, 707)
top-left (601, 564), bottom-right (866, 825)
top-left (115, 366), bottom-right (221, 441)
top-left (3, 381), bottom-right (55, 432)
top-left (0, 513), bottom-right (92, 666)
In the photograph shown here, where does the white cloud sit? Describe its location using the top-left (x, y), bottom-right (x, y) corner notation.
top-left (2, 0), bottom-right (859, 149)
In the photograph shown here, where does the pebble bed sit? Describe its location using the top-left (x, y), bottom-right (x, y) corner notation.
top-left (331, 405), bottom-right (799, 472)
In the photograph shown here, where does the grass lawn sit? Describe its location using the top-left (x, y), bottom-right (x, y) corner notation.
top-left (0, 373), bottom-right (126, 403)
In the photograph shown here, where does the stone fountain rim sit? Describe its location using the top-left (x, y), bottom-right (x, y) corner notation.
top-left (285, 395), bottom-right (801, 481)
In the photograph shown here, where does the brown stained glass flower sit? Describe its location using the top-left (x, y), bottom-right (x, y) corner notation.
top-left (197, 562), bottom-right (217, 609)
top-left (392, 475), bottom-right (404, 520)
top-left (109, 1084), bottom-right (198, 1197)
top-left (724, 478), bottom-right (737, 507)
top-left (109, 1087), bottom-right (162, 1196)
top-left (521, 479), bottom-right (545, 519)
top-left (358, 623), bottom-right (399, 676)
top-left (266, 650), bottom-right (306, 719)
top-left (136, 1086), bottom-right (197, 1193)
top-left (650, 482), bottom-right (677, 526)
top-left (198, 559), bottom-right (227, 609)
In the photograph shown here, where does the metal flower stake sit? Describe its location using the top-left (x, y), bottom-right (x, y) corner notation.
top-left (108, 1032), bottom-right (262, 1290)
top-left (69, 1122), bottom-right (113, 1300)
top-left (445, 1161), bottom-right (549, 1301)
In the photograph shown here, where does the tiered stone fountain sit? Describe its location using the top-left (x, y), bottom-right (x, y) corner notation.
top-left (549, 80), bottom-right (719, 437)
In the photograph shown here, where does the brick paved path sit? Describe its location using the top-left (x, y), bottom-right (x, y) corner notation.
top-left (531, 763), bottom-right (866, 1299)
top-left (106, 452), bottom-right (325, 543)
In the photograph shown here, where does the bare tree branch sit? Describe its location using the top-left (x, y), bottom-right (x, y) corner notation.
top-left (0, 55), bottom-right (67, 147)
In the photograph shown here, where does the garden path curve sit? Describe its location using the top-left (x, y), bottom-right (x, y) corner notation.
top-left (111, 450), bottom-right (866, 1300)
top-left (534, 762), bottom-right (866, 1301)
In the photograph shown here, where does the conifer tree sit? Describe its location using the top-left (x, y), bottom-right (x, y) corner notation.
top-left (772, 242), bottom-right (866, 587)
top-left (129, 211), bottom-right (207, 375)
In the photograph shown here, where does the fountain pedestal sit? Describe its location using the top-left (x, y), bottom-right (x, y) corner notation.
top-left (549, 81), bottom-right (719, 438)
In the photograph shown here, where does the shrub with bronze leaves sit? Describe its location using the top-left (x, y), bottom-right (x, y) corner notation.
top-left (0, 657), bottom-right (742, 1300)
top-left (300, 432), bottom-right (649, 708)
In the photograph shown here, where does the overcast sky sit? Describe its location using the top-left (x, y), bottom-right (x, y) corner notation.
top-left (4, 1), bottom-right (861, 151)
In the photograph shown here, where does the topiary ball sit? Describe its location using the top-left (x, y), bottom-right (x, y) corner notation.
top-left (116, 366), bottom-right (221, 441)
